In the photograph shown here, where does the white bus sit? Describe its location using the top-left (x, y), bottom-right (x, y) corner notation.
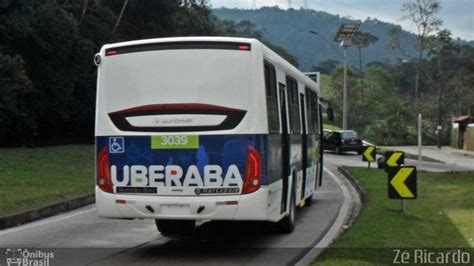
top-left (94, 37), bottom-right (323, 234)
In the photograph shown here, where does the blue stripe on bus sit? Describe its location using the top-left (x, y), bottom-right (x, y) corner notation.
top-left (96, 134), bottom-right (268, 186)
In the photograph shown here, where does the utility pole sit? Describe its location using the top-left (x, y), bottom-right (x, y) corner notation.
top-left (437, 51), bottom-right (442, 149)
top-left (414, 66), bottom-right (419, 118)
top-left (342, 46), bottom-right (348, 130)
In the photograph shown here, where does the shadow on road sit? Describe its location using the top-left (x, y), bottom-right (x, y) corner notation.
top-left (323, 150), bottom-right (360, 156)
top-left (91, 211), bottom-right (315, 265)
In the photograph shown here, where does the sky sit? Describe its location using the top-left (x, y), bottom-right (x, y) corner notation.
top-left (209, 0), bottom-right (474, 41)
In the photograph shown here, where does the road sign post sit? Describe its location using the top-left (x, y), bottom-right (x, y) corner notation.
top-left (362, 146), bottom-right (376, 169)
top-left (388, 166), bottom-right (417, 213)
top-left (418, 113), bottom-right (422, 167)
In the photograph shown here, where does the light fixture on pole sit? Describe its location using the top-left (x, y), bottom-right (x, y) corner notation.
top-left (334, 23), bottom-right (359, 130)
top-left (308, 30), bottom-right (344, 59)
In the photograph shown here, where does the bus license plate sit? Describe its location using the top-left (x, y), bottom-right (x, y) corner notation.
top-left (151, 135), bottom-right (199, 149)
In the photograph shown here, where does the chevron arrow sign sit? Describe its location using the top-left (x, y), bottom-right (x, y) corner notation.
top-left (388, 166), bottom-right (417, 199)
top-left (362, 146), bottom-right (376, 162)
top-left (385, 151), bottom-right (405, 168)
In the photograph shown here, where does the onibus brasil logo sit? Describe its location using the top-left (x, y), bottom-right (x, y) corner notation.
top-left (5, 248), bottom-right (54, 266)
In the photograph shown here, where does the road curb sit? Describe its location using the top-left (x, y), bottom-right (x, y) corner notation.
top-left (0, 194), bottom-right (95, 230)
top-left (295, 166), bottom-right (363, 266)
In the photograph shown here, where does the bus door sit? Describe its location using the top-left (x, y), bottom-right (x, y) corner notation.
top-left (317, 102), bottom-right (324, 187)
top-left (300, 93), bottom-right (308, 200)
top-left (279, 82), bottom-right (290, 214)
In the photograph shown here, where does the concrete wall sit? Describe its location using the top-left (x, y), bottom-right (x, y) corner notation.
top-left (466, 125), bottom-right (474, 151)
top-left (451, 124), bottom-right (459, 149)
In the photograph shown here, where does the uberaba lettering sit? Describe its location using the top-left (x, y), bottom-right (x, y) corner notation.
top-left (111, 165), bottom-right (242, 187)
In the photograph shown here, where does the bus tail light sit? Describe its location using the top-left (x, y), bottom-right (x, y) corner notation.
top-left (97, 147), bottom-right (114, 193)
top-left (238, 45), bottom-right (250, 51)
top-left (106, 50), bottom-right (118, 56)
top-left (242, 145), bottom-right (261, 194)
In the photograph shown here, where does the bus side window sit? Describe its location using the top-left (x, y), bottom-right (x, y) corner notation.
top-left (286, 76), bottom-right (301, 134)
top-left (305, 88), bottom-right (314, 134)
top-left (264, 61), bottom-right (279, 133)
top-left (312, 92), bottom-right (320, 134)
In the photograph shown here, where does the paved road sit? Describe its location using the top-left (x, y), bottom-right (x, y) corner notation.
top-left (324, 150), bottom-right (474, 172)
top-left (0, 150), bottom-right (465, 265)
top-left (389, 146), bottom-right (474, 171)
top-left (0, 157), bottom-right (359, 266)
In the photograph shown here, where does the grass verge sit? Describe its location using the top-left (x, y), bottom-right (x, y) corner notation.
top-left (0, 145), bottom-right (94, 218)
top-left (316, 167), bottom-right (474, 265)
top-left (323, 124), bottom-right (341, 131)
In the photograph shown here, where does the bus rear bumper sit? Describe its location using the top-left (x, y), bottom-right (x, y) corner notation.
top-left (95, 186), bottom-right (271, 221)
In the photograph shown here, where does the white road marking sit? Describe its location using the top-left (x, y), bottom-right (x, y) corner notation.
top-left (0, 206), bottom-right (96, 236)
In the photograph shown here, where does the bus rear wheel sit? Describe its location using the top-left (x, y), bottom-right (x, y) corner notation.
top-left (304, 194), bottom-right (313, 207)
top-left (276, 185), bottom-right (296, 234)
top-left (155, 219), bottom-right (196, 236)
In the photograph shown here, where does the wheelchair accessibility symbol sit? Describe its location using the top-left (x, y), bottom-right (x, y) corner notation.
top-left (109, 137), bottom-right (125, 153)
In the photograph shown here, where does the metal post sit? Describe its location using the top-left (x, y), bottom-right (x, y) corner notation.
top-left (342, 47), bottom-right (348, 130)
top-left (418, 113), bottom-right (422, 167)
top-left (368, 161), bottom-right (371, 169)
top-left (437, 125), bottom-right (442, 149)
top-left (401, 199), bottom-right (406, 213)
top-left (415, 71), bottom-right (419, 117)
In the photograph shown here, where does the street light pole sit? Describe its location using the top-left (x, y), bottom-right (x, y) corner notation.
top-left (308, 30), bottom-right (350, 130)
top-left (342, 46), bottom-right (348, 130)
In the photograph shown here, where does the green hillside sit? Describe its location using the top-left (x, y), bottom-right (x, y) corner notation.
top-left (213, 7), bottom-right (419, 71)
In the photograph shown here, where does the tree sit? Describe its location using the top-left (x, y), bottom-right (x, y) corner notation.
top-left (352, 31), bottom-right (378, 72)
top-left (0, 1), bottom-right (304, 147)
top-left (446, 45), bottom-right (474, 116)
top-left (401, 0), bottom-right (442, 115)
top-left (325, 65), bottom-right (416, 145)
top-left (112, 0), bottom-right (128, 33)
top-left (0, 54), bottom-right (35, 146)
top-left (427, 29), bottom-right (457, 145)
top-left (311, 59), bottom-right (340, 75)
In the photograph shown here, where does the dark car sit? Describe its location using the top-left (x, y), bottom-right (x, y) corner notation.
top-left (323, 130), bottom-right (364, 154)
top-left (377, 155), bottom-right (387, 169)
